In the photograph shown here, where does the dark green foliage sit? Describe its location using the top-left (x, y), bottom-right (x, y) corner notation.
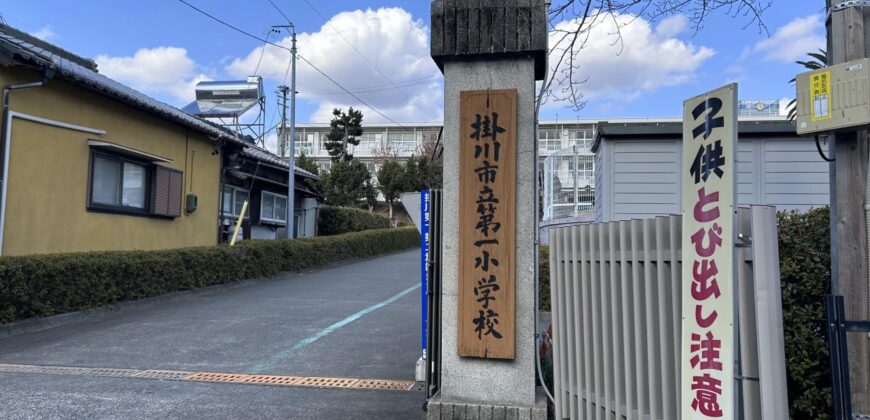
top-left (539, 245), bottom-right (550, 311)
top-left (778, 207), bottom-right (832, 419)
top-left (317, 206), bottom-right (391, 236)
top-left (0, 227), bottom-right (419, 325)
top-left (320, 159), bottom-right (372, 206)
top-left (404, 154), bottom-right (443, 191)
top-left (376, 159), bottom-right (406, 221)
top-left (295, 152), bottom-right (320, 176)
top-left (324, 108), bottom-right (363, 162)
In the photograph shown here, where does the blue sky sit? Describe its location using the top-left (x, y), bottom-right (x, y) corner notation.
top-left (2, 0), bottom-right (825, 134)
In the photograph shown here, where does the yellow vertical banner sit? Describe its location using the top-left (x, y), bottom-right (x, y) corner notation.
top-left (680, 84), bottom-right (737, 418)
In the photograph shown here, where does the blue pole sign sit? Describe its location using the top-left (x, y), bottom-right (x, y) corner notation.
top-left (421, 189), bottom-right (430, 357)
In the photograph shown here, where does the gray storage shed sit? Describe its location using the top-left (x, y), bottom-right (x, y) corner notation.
top-left (592, 118), bottom-right (830, 222)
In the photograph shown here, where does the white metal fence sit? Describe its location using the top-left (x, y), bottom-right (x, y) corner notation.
top-left (542, 145), bottom-right (595, 221)
top-left (548, 206), bottom-right (788, 419)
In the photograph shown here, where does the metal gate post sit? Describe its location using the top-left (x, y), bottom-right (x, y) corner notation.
top-left (827, 294), bottom-right (853, 419)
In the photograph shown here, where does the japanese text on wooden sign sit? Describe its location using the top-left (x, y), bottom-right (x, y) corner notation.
top-left (680, 84), bottom-right (737, 418)
top-left (458, 89), bottom-right (517, 360)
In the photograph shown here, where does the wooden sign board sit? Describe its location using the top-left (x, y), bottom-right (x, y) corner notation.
top-left (457, 89), bottom-right (517, 359)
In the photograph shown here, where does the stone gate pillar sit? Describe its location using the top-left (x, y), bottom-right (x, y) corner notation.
top-left (429, 1), bottom-right (548, 418)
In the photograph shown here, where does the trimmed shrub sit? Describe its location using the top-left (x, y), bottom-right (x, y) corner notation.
top-left (317, 206), bottom-right (391, 236)
top-left (779, 207), bottom-right (832, 419)
top-left (0, 227), bottom-right (419, 325)
top-left (539, 245), bottom-right (551, 311)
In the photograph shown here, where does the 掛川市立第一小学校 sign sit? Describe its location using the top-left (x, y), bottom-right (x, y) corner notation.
top-left (457, 89), bottom-right (517, 360)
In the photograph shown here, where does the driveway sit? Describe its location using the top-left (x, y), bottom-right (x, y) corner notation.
top-left (0, 249), bottom-right (426, 419)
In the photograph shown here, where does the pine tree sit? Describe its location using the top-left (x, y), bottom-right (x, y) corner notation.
top-left (324, 108), bottom-right (363, 162)
top-left (320, 159), bottom-right (371, 206)
top-left (295, 151), bottom-right (320, 176)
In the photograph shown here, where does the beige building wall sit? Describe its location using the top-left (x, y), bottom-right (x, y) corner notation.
top-left (1, 67), bottom-right (221, 255)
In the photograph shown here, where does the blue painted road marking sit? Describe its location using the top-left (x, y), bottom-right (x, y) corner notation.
top-left (250, 283), bottom-right (422, 374)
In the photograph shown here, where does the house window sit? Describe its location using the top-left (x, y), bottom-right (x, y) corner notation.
top-left (222, 185), bottom-right (249, 219)
top-left (260, 191), bottom-right (288, 225)
top-left (91, 154), bottom-right (148, 210)
top-left (89, 151), bottom-right (182, 217)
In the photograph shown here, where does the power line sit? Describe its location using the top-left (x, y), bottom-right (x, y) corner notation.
top-left (304, 75), bottom-right (441, 94)
top-left (177, 0), bottom-right (417, 131)
top-left (300, 0), bottom-right (439, 120)
top-left (266, 0), bottom-right (293, 26)
top-left (252, 29), bottom-right (273, 77)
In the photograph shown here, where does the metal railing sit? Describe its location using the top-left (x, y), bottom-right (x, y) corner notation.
top-left (542, 145), bottom-right (595, 221)
top-left (548, 206), bottom-right (788, 419)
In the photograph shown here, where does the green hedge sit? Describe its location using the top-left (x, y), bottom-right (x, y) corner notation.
top-left (779, 207), bottom-right (832, 419)
top-left (317, 206), bottom-right (391, 236)
top-left (0, 227), bottom-right (419, 325)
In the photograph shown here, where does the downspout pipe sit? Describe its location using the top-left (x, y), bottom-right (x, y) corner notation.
top-left (0, 67), bottom-right (53, 255)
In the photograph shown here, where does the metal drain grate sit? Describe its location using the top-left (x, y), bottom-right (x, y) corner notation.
top-left (133, 370), bottom-right (192, 380)
top-left (355, 379), bottom-right (416, 391)
top-left (0, 363), bottom-right (418, 392)
top-left (183, 372), bottom-right (251, 383)
top-left (294, 376), bottom-right (360, 388)
top-left (240, 375), bottom-right (303, 385)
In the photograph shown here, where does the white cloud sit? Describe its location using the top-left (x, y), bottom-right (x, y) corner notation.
top-left (546, 12), bottom-right (715, 105)
top-left (95, 47), bottom-right (211, 104)
top-left (226, 7), bottom-right (442, 123)
top-left (656, 15), bottom-right (688, 38)
top-left (31, 25), bottom-right (56, 42)
top-left (754, 14), bottom-right (825, 63)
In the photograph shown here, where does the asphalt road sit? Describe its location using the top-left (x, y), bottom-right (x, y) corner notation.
top-left (0, 249), bottom-right (426, 419)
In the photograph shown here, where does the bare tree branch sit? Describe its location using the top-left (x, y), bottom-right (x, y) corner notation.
top-left (540, 0), bottom-right (771, 110)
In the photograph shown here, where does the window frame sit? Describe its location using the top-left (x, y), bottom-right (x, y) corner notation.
top-left (222, 185), bottom-right (250, 220)
top-left (260, 190), bottom-right (288, 225)
top-left (87, 150), bottom-right (152, 217)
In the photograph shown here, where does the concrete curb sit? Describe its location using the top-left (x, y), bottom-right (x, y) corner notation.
top-left (0, 248), bottom-right (419, 339)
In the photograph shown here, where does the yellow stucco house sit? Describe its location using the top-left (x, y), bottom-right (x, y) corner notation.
top-left (0, 24), bottom-right (256, 256)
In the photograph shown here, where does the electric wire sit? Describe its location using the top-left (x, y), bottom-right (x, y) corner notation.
top-left (300, 0), bottom-right (440, 121)
top-left (815, 135), bottom-right (835, 162)
top-left (177, 0), bottom-right (417, 132)
top-left (252, 29), bottom-right (272, 78)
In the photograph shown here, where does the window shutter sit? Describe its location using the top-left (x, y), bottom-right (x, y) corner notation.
top-left (151, 166), bottom-right (183, 217)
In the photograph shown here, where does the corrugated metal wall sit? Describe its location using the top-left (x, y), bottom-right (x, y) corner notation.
top-left (597, 138), bottom-right (830, 222)
top-left (549, 208), bottom-right (788, 420)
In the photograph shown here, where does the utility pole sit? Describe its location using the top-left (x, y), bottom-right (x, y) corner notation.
top-left (278, 86), bottom-right (288, 158)
top-left (827, 0), bottom-right (870, 412)
top-left (273, 23), bottom-right (297, 240)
